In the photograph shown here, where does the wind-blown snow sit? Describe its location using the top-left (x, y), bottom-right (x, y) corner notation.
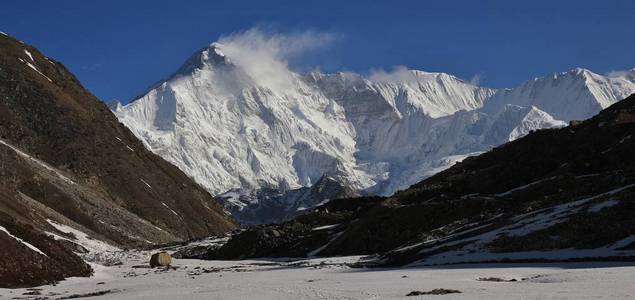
top-left (113, 31), bottom-right (635, 208)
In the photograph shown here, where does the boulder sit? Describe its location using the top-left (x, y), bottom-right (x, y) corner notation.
top-left (149, 252), bottom-right (172, 268)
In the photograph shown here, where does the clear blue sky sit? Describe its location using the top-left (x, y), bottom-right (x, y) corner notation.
top-left (2, 0), bottom-right (634, 103)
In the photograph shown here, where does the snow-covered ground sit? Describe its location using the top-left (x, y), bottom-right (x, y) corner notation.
top-left (2, 253), bottom-right (634, 299)
top-left (2, 186), bottom-right (632, 299)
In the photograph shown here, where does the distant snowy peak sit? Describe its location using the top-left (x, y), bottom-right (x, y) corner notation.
top-left (504, 105), bottom-right (567, 142)
top-left (484, 68), bottom-right (635, 121)
top-left (383, 71), bottom-right (494, 117)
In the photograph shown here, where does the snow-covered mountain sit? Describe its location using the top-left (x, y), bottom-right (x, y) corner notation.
top-left (112, 41), bottom-right (635, 223)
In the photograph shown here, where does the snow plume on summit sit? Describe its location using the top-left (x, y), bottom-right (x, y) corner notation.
top-left (115, 28), bottom-right (364, 200)
top-left (605, 68), bottom-right (635, 79)
top-left (368, 66), bottom-right (426, 83)
top-left (215, 28), bottom-right (335, 92)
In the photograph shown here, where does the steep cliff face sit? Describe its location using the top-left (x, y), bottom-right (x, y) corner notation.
top-left (0, 33), bottom-right (236, 287)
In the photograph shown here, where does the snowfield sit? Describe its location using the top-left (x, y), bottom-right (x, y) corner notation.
top-left (3, 215), bottom-right (635, 299)
top-left (2, 254), bottom-right (634, 299)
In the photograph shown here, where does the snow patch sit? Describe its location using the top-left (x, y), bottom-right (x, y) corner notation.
top-left (23, 49), bottom-right (34, 61)
top-left (588, 199), bottom-right (619, 212)
top-left (114, 136), bottom-right (135, 152)
top-left (312, 224), bottom-right (340, 231)
top-left (0, 139), bottom-right (75, 184)
top-left (161, 202), bottom-right (180, 217)
top-left (140, 179), bottom-right (152, 189)
top-left (407, 184), bottom-right (635, 265)
top-left (0, 225), bottom-right (48, 257)
top-left (308, 231), bottom-right (344, 257)
top-left (495, 176), bottom-right (558, 197)
top-left (46, 219), bottom-right (119, 253)
top-left (18, 57), bottom-right (52, 82)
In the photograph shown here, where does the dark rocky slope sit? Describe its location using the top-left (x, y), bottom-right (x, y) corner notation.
top-left (199, 93), bottom-right (635, 266)
top-left (216, 175), bottom-right (360, 225)
top-left (0, 33), bottom-right (236, 287)
top-left (0, 211), bottom-right (92, 288)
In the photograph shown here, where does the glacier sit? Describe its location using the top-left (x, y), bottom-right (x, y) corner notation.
top-left (112, 41), bottom-right (635, 223)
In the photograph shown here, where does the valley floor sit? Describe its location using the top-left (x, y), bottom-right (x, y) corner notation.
top-left (1, 254), bottom-right (634, 299)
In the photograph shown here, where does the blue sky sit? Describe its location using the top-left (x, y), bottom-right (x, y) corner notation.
top-left (2, 0), bottom-right (634, 103)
